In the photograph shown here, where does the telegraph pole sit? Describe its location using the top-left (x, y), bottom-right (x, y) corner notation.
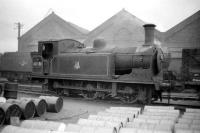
top-left (15, 22), bottom-right (23, 51)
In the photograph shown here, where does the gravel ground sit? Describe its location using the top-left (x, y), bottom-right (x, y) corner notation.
top-left (17, 92), bottom-right (143, 125)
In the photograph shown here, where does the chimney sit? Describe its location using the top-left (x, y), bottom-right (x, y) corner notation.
top-left (143, 24), bottom-right (156, 46)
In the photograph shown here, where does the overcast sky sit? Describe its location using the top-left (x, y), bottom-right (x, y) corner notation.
top-left (0, 0), bottom-right (199, 53)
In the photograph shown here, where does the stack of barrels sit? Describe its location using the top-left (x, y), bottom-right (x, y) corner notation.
top-left (65, 107), bottom-right (141, 133)
top-left (175, 108), bottom-right (200, 133)
top-left (0, 95), bottom-right (63, 126)
top-left (120, 106), bottom-right (180, 133)
top-left (2, 105), bottom-right (200, 133)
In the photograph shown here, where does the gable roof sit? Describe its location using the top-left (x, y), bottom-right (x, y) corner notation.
top-left (19, 12), bottom-right (89, 46)
top-left (84, 9), bottom-right (162, 46)
top-left (164, 10), bottom-right (200, 40)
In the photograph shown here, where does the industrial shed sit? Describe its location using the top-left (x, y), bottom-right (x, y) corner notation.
top-left (84, 9), bottom-right (162, 47)
top-left (19, 12), bottom-right (89, 52)
top-left (163, 10), bottom-right (200, 75)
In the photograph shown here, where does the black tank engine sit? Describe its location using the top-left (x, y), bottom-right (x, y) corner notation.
top-left (31, 24), bottom-right (166, 104)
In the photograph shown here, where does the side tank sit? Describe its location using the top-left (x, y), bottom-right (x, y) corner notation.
top-left (89, 24), bottom-right (163, 79)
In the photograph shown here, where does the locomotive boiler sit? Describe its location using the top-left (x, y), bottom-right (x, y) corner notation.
top-left (31, 24), bottom-right (166, 104)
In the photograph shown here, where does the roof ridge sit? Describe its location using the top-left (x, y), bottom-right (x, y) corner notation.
top-left (164, 10), bottom-right (200, 40)
top-left (20, 12), bottom-right (89, 39)
top-left (85, 9), bottom-right (146, 40)
top-left (52, 14), bottom-right (89, 35)
top-left (20, 13), bottom-right (55, 38)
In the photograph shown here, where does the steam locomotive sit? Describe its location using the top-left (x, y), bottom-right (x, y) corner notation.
top-left (31, 24), bottom-right (167, 104)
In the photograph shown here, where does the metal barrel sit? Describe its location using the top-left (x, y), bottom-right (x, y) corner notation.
top-left (94, 127), bottom-right (116, 133)
top-left (0, 97), bottom-right (6, 103)
top-left (20, 120), bottom-right (66, 132)
top-left (78, 118), bottom-right (120, 133)
top-left (7, 99), bottom-right (35, 119)
top-left (109, 107), bottom-right (141, 114)
top-left (39, 96), bottom-right (63, 113)
top-left (65, 124), bottom-right (82, 132)
top-left (185, 108), bottom-right (200, 113)
top-left (175, 129), bottom-right (193, 133)
top-left (1, 125), bottom-right (75, 133)
top-left (105, 109), bottom-right (136, 121)
top-left (97, 111), bottom-right (132, 122)
top-left (144, 105), bottom-right (175, 110)
top-left (88, 115), bottom-right (127, 127)
top-left (65, 123), bottom-right (116, 133)
top-left (20, 98), bottom-right (47, 117)
top-left (1, 125), bottom-right (46, 133)
top-left (4, 82), bottom-right (18, 99)
top-left (119, 128), bottom-right (137, 133)
top-left (0, 103), bottom-right (21, 124)
top-left (0, 107), bottom-right (5, 126)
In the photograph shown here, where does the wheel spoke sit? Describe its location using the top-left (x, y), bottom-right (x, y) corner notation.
top-left (119, 86), bottom-right (139, 104)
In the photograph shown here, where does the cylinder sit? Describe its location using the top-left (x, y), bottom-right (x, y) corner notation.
top-left (94, 127), bottom-right (116, 133)
top-left (97, 111), bottom-right (132, 122)
top-left (143, 24), bottom-right (156, 45)
top-left (125, 122), bottom-right (141, 128)
top-left (178, 118), bottom-right (192, 124)
top-left (144, 108), bottom-right (179, 115)
top-left (186, 108), bottom-right (200, 113)
top-left (105, 121), bottom-right (121, 132)
top-left (0, 103), bottom-right (21, 124)
top-left (0, 83), bottom-right (5, 97)
top-left (79, 126), bottom-right (95, 133)
top-left (154, 124), bottom-right (173, 131)
top-left (4, 82), bottom-right (18, 99)
top-left (144, 106), bottom-right (174, 110)
top-left (109, 107), bottom-right (141, 115)
top-left (6, 99), bottom-right (35, 119)
top-left (88, 115), bottom-right (126, 127)
top-left (20, 98), bottom-right (47, 117)
top-left (0, 107), bottom-right (5, 126)
top-left (140, 123), bottom-right (156, 130)
top-left (39, 96), bottom-right (63, 113)
top-left (78, 118), bottom-right (105, 127)
top-left (119, 128), bottom-right (137, 133)
top-left (78, 119), bottom-right (119, 133)
top-left (105, 109), bottom-right (136, 119)
top-left (133, 118), bottom-right (146, 123)
top-left (138, 129), bottom-right (155, 133)
top-left (20, 120), bottom-right (66, 132)
top-left (65, 124), bottom-right (116, 133)
top-left (65, 124), bottom-right (82, 132)
top-left (0, 125), bottom-right (74, 133)
top-left (1, 125), bottom-right (46, 133)
top-left (0, 97), bottom-right (6, 103)
top-left (175, 129), bottom-right (193, 133)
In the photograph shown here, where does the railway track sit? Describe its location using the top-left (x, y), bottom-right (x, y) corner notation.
top-left (16, 84), bottom-right (200, 108)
